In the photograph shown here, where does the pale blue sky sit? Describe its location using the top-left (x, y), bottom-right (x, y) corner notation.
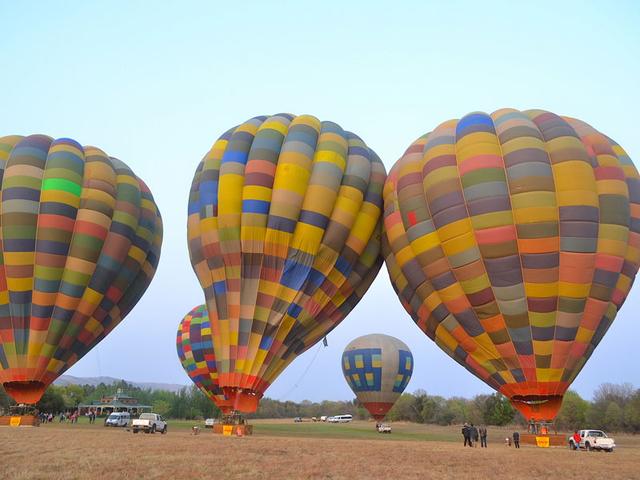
top-left (1, 1), bottom-right (639, 401)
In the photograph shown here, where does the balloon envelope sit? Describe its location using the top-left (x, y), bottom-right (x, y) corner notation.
top-left (342, 334), bottom-right (413, 420)
top-left (382, 109), bottom-right (640, 421)
top-left (176, 305), bottom-right (233, 414)
top-left (0, 135), bottom-right (162, 404)
top-left (188, 114), bottom-right (386, 412)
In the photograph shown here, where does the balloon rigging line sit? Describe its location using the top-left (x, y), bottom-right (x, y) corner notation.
top-left (278, 342), bottom-right (324, 401)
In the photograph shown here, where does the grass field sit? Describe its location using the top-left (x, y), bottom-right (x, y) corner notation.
top-left (2, 419), bottom-right (639, 479)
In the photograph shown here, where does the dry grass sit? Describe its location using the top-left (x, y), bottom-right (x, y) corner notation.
top-left (1, 422), bottom-right (639, 480)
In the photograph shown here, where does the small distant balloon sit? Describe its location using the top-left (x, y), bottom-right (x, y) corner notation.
top-left (176, 305), bottom-right (233, 414)
top-left (342, 334), bottom-right (413, 420)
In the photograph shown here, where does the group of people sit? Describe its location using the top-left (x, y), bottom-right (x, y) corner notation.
top-left (59, 411), bottom-right (80, 423)
top-left (38, 412), bottom-right (55, 423)
top-left (36, 409), bottom-right (98, 425)
top-left (462, 423), bottom-right (524, 449)
top-left (504, 431), bottom-right (520, 448)
top-left (461, 423), bottom-right (488, 447)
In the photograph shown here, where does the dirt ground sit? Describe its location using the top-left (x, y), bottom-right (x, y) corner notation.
top-left (1, 423), bottom-right (638, 480)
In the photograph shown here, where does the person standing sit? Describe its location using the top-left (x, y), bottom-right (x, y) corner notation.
top-left (513, 431), bottom-right (520, 449)
top-left (462, 423), bottom-right (471, 447)
top-left (480, 426), bottom-right (488, 448)
top-left (572, 430), bottom-right (581, 450)
top-left (470, 424), bottom-right (479, 447)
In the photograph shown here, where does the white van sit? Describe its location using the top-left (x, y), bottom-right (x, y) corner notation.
top-left (328, 414), bottom-right (352, 423)
top-left (105, 411), bottom-right (130, 427)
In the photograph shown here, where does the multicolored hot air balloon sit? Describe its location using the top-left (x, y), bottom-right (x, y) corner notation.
top-left (342, 334), bottom-right (413, 421)
top-left (188, 114), bottom-right (386, 412)
top-left (177, 305), bottom-right (233, 414)
top-left (0, 135), bottom-right (162, 404)
top-left (383, 109), bottom-right (640, 421)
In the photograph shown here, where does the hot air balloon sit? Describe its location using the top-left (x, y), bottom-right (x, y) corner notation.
top-left (342, 334), bottom-right (413, 421)
top-left (0, 134), bottom-right (162, 404)
top-left (177, 305), bottom-right (233, 414)
top-left (188, 114), bottom-right (386, 413)
top-left (382, 109), bottom-right (640, 421)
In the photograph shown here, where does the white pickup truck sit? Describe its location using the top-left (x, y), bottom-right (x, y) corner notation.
top-left (377, 424), bottom-right (392, 434)
top-left (568, 430), bottom-right (615, 452)
top-left (132, 413), bottom-right (167, 434)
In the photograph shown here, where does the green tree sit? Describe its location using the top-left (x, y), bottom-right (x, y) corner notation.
top-left (153, 400), bottom-right (172, 418)
top-left (0, 384), bottom-right (14, 412)
top-left (481, 393), bottom-right (515, 426)
top-left (623, 390), bottom-right (640, 433)
top-left (387, 393), bottom-right (421, 422)
top-left (555, 390), bottom-right (589, 431)
top-left (603, 402), bottom-right (624, 431)
top-left (36, 388), bottom-right (66, 413)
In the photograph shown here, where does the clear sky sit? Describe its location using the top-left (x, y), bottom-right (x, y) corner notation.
top-left (1, 1), bottom-right (639, 401)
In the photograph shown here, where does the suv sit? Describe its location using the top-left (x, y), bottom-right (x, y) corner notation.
top-left (568, 430), bottom-right (615, 452)
top-left (132, 413), bottom-right (167, 434)
top-left (105, 412), bottom-right (130, 427)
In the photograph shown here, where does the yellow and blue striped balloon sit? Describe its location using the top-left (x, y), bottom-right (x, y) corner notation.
top-left (188, 114), bottom-right (386, 412)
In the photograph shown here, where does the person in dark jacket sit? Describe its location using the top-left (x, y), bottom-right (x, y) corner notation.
top-left (513, 431), bottom-right (520, 448)
top-left (462, 423), bottom-right (471, 447)
top-left (470, 424), bottom-right (479, 447)
top-left (479, 426), bottom-right (488, 448)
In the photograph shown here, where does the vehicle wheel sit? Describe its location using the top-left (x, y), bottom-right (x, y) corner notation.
top-left (606, 449), bottom-right (613, 453)
top-left (162, 426), bottom-right (167, 434)
top-left (586, 442), bottom-right (592, 451)
top-left (151, 425), bottom-right (156, 434)
top-left (133, 429), bottom-right (138, 434)
top-left (144, 428), bottom-right (150, 434)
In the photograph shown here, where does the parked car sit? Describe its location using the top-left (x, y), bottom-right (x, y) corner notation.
top-left (320, 416), bottom-right (328, 422)
top-left (294, 417), bottom-right (303, 423)
top-left (204, 418), bottom-right (216, 428)
top-left (327, 414), bottom-right (352, 423)
top-left (104, 411), bottom-right (130, 427)
top-left (568, 430), bottom-right (615, 452)
top-left (377, 424), bottom-right (392, 434)
top-left (132, 413), bottom-right (167, 434)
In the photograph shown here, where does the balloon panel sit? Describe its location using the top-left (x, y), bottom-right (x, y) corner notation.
top-left (382, 109), bottom-right (640, 420)
top-left (0, 135), bottom-right (163, 404)
top-left (188, 114), bottom-right (386, 411)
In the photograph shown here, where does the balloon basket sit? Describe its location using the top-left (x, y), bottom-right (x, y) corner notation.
top-left (520, 433), bottom-right (566, 447)
top-left (213, 423), bottom-right (253, 436)
top-left (212, 413), bottom-right (253, 436)
top-left (0, 415), bottom-right (40, 427)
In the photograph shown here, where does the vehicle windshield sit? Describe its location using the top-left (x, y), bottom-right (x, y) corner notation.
top-left (139, 413), bottom-right (154, 420)
top-left (588, 431), bottom-right (605, 437)
top-left (108, 414), bottom-right (119, 419)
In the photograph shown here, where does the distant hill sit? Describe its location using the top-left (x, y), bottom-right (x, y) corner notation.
top-left (54, 375), bottom-right (188, 393)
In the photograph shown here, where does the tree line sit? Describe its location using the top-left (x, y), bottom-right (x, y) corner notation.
top-left (1, 381), bottom-right (639, 432)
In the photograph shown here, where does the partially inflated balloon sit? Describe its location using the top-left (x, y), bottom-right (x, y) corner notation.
top-left (383, 109), bottom-right (640, 421)
top-left (188, 114), bottom-right (386, 412)
top-left (0, 135), bottom-right (163, 404)
top-left (342, 334), bottom-right (413, 420)
top-left (176, 305), bottom-right (233, 414)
